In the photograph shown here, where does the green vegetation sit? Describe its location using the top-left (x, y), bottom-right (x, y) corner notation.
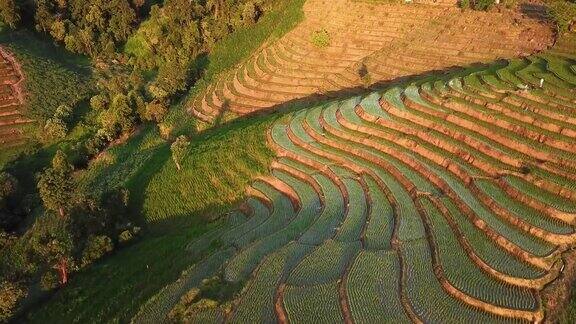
top-left (311, 29), bottom-right (331, 47)
top-left (547, 0), bottom-right (576, 33)
top-left (37, 150), bottom-right (75, 218)
top-left (141, 116), bottom-right (274, 225)
top-left (26, 222), bottom-right (218, 323)
top-left (23, 112), bottom-right (275, 322)
top-left (0, 0), bottom-right (20, 29)
top-left (2, 0), bottom-right (576, 322)
top-left (34, 0), bottom-right (139, 57)
top-left (0, 30), bottom-right (92, 121)
top-left (170, 135), bottom-right (190, 171)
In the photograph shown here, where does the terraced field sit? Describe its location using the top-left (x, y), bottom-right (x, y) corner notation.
top-left (0, 46), bottom-right (31, 149)
top-left (133, 31), bottom-right (576, 322)
top-left (189, 0), bottom-right (553, 123)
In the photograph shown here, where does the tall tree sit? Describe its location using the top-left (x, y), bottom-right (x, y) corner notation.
top-left (171, 135), bottom-right (190, 171)
top-left (37, 151), bottom-right (75, 218)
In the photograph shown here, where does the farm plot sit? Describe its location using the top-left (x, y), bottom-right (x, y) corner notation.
top-left (136, 38), bottom-right (576, 323)
top-left (189, 0), bottom-right (553, 124)
top-left (0, 47), bottom-right (32, 150)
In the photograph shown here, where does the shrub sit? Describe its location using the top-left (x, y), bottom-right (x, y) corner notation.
top-left (118, 230), bottom-right (133, 244)
top-left (143, 100), bottom-right (168, 122)
top-left (54, 105), bottom-right (72, 120)
top-left (460, 0), bottom-right (470, 9)
top-left (0, 0), bottom-right (20, 29)
top-left (0, 172), bottom-right (17, 200)
top-left (40, 271), bottom-right (59, 291)
top-left (118, 227), bottom-right (140, 245)
top-left (44, 118), bottom-right (68, 141)
top-left (90, 94), bottom-right (109, 111)
top-left (547, 1), bottom-right (576, 33)
top-left (85, 129), bottom-right (111, 156)
top-left (242, 2), bottom-right (261, 25)
top-left (311, 29), bottom-right (330, 47)
top-left (81, 235), bottom-right (114, 268)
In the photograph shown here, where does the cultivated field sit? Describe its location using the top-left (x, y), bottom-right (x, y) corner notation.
top-left (12, 0), bottom-right (575, 322)
top-left (190, 0), bottom-right (554, 123)
top-left (133, 23), bottom-right (576, 323)
top-left (0, 46), bottom-right (32, 149)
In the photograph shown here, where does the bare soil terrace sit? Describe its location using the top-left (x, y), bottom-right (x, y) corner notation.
top-left (190, 0), bottom-right (554, 123)
top-left (0, 46), bottom-right (32, 149)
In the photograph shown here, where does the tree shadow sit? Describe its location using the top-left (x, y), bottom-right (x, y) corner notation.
top-left (213, 98), bottom-right (231, 126)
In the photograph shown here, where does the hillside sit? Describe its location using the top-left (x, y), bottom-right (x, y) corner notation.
top-left (124, 35), bottom-right (576, 323)
top-left (190, 0), bottom-right (554, 123)
top-left (1, 0), bottom-right (575, 323)
top-left (0, 30), bottom-right (92, 167)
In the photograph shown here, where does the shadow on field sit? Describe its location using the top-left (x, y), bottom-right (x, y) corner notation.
top-left (122, 59), bottom-right (510, 234)
top-left (125, 142), bottom-right (172, 226)
top-left (193, 59), bottom-right (510, 137)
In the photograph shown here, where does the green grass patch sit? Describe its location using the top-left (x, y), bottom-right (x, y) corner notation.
top-left (135, 115), bottom-right (275, 229)
top-left (77, 110), bottom-right (275, 231)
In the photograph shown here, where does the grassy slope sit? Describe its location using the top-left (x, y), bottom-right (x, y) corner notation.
top-left (25, 114), bottom-right (276, 323)
top-left (24, 1), bottom-right (305, 322)
top-left (0, 29), bottom-right (92, 168)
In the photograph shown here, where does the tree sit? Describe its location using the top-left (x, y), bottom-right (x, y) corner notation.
top-left (0, 0), bottom-right (20, 28)
top-left (28, 214), bottom-right (74, 288)
top-left (90, 94), bottom-right (109, 111)
top-left (171, 135), bottom-right (190, 171)
top-left (143, 100), bottom-right (168, 122)
top-left (100, 94), bottom-right (136, 137)
top-left (34, 0), bottom-right (137, 57)
top-left (37, 151), bottom-right (74, 218)
top-left (0, 281), bottom-right (26, 322)
top-left (43, 104), bottom-right (73, 141)
top-left (44, 118), bottom-right (68, 141)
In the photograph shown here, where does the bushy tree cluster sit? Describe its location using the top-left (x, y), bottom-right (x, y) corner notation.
top-left (34, 0), bottom-right (138, 57)
top-left (127, 0), bottom-right (265, 99)
top-left (43, 104), bottom-right (73, 142)
top-left (1, 151), bottom-right (140, 317)
top-left (0, 0), bottom-right (20, 28)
